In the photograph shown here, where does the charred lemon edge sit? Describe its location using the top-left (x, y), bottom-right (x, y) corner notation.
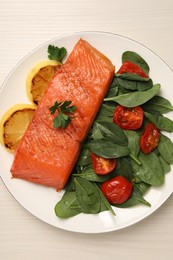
top-left (0, 103), bottom-right (37, 153)
top-left (26, 60), bottom-right (61, 104)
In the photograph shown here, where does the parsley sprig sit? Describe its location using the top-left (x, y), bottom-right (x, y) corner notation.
top-left (48, 45), bottom-right (67, 63)
top-left (49, 101), bottom-right (76, 129)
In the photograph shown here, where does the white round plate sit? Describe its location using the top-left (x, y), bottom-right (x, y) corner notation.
top-left (0, 31), bottom-right (173, 233)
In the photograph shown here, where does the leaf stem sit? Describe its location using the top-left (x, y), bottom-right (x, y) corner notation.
top-left (130, 153), bottom-right (141, 165)
top-left (104, 97), bottom-right (116, 102)
top-left (94, 183), bottom-right (116, 216)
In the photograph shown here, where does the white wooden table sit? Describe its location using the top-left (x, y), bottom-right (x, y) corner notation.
top-left (0, 0), bottom-right (173, 259)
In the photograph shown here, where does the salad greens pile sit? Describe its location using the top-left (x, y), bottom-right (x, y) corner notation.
top-left (54, 50), bottom-right (173, 219)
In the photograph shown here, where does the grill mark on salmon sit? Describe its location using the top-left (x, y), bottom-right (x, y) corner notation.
top-left (10, 39), bottom-right (115, 190)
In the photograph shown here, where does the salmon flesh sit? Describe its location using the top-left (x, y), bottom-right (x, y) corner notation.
top-left (10, 39), bottom-right (115, 190)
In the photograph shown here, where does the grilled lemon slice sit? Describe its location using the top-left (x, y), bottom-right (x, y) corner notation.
top-left (26, 60), bottom-right (61, 105)
top-left (0, 104), bottom-right (36, 153)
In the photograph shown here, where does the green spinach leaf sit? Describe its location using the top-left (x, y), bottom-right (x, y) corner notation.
top-left (159, 155), bottom-right (171, 174)
top-left (54, 191), bottom-right (81, 218)
top-left (94, 183), bottom-right (116, 215)
top-left (97, 103), bottom-right (115, 117)
top-left (64, 175), bottom-right (75, 191)
top-left (115, 184), bottom-right (151, 208)
top-left (116, 77), bottom-right (138, 90)
top-left (88, 139), bottom-right (130, 158)
top-left (73, 165), bottom-right (111, 182)
top-left (137, 79), bottom-right (153, 91)
top-left (125, 130), bottom-right (141, 165)
top-left (104, 84), bottom-right (160, 107)
top-left (142, 95), bottom-right (173, 114)
top-left (135, 182), bottom-right (151, 194)
top-left (132, 152), bottom-right (165, 186)
top-left (76, 148), bottom-right (91, 166)
top-left (74, 177), bottom-right (101, 214)
top-left (94, 121), bottom-right (128, 146)
top-left (158, 134), bottom-right (173, 164)
top-left (105, 77), bottom-right (119, 98)
top-left (115, 76), bottom-right (153, 92)
top-left (122, 51), bottom-right (150, 75)
top-left (116, 73), bottom-right (149, 82)
top-left (90, 122), bottom-right (105, 140)
top-left (115, 157), bottom-right (134, 181)
top-left (144, 112), bottom-right (173, 132)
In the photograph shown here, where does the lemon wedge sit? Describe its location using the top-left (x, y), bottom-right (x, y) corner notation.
top-left (26, 60), bottom-right (61, 105)
top-left (0, 104), bottom-right (36, 153)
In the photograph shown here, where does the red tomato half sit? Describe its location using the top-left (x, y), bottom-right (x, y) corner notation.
top-left (100, 175), bottom-right (133, 204)
top-left (117, 61), bottom-right (148, 78)
top-left (140, 123), bottom-right (161, 154)
top-left (113, 105), bottom-right (144, 130)
top-left (90, 153), bottom-right (116, 175)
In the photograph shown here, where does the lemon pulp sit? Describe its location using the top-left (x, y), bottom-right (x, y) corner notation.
top-left (0, 104), bottom-right (36, 152)
top-left (26, 60), bottom-right (61, 105)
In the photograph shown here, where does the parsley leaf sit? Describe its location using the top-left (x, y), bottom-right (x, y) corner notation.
top-left (48, 45), bottom-right (67, 62)
top-left (49, 100), bottom-right (76, 129)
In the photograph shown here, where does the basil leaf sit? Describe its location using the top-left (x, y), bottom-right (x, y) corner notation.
top-left (144, 112), bottom-right (173, 132)
top-left (74, 177), bottom-right (101, 214)
top-left (158, 134), bottom-right (173, 164)
top-left (54, 191), bottom-right (81, 219)
top-left (88, 139), bottom-right (130, 159)
top-left (132, 152), bottom-right (165, 186)
top-left (104, 84), bottom-right (160, 107)
top-left (122, 51), bottom-right (150, 75)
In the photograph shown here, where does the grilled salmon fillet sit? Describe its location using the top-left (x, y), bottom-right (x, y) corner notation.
top-left (10, 39), bottom-right (115, 190)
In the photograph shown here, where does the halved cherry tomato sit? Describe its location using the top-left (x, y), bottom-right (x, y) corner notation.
top-left (90, 152), bottom-right (116, 175)
top-left (113, 105), bottom-right (144, 130)
top-left (140, 123), bottom-right (161, 154)
top-left (117, 61), bottom-right (148, 78)
top-left (100, 175), bottom-right (133, 204)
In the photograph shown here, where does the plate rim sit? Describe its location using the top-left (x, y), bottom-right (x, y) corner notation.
top-left (0, 30), bottom-right (173, 233)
